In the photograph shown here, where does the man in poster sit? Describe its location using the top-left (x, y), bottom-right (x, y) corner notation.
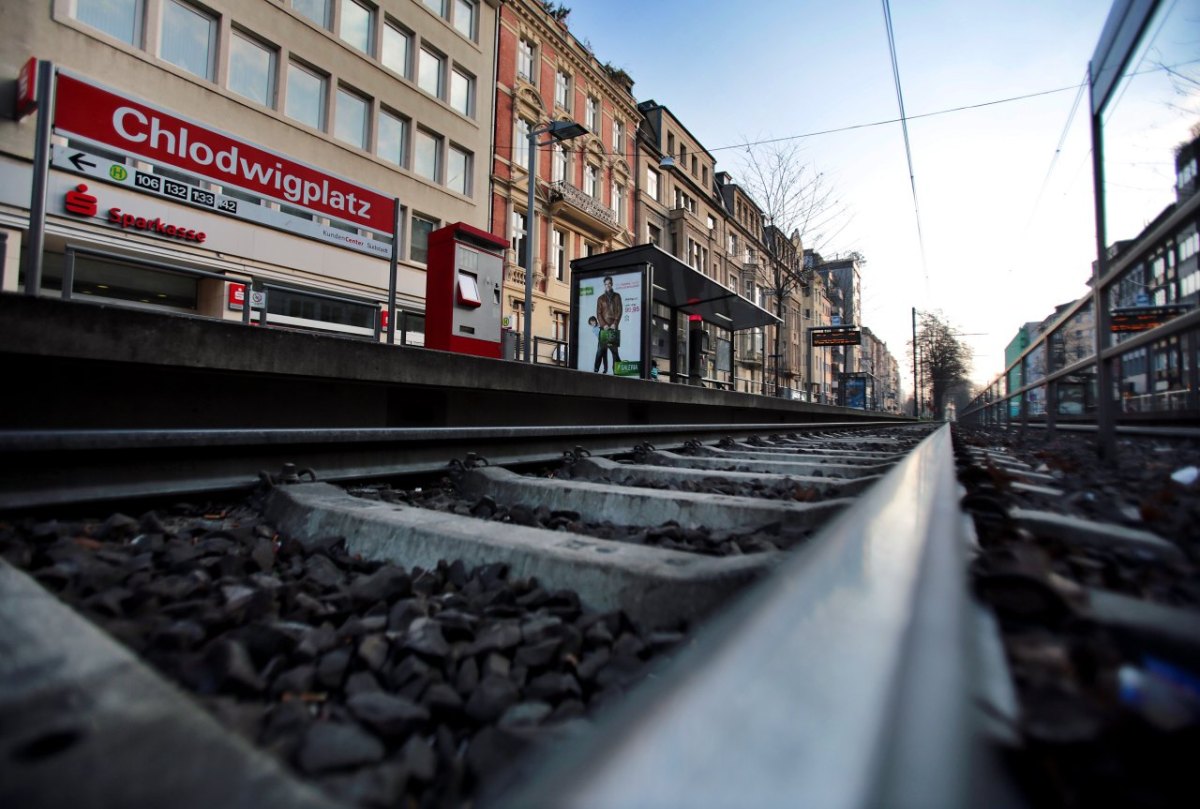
top-left (594, 275), bottom-right (622, 373)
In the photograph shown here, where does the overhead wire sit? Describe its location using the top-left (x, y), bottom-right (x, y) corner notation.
top-left (880, 0), bottom-right (928, 288)
top-left (1008, 66), bottom-right (1090, 273)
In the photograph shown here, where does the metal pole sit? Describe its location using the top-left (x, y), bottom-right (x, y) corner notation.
top-left (1088, 68), bottom-right (1117, 461)
top-left (62, 246), bottom-right (75, 300)
top-left (911, 307), bottom-right (919, 418)
top-left (23, 60), bottom-right (55, 296)
top-left (524, 129), bottom-right (538, 363)
top-left (806, 327), bottom-right (813, 403)
top-left (387, 197), bottom-right (400, 345)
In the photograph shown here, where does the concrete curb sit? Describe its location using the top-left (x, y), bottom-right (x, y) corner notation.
top-left (459, 466), bottom-right (852, 535)
top-left (265, 483), bottom-right (776, 629)
top-left (573, 456), bottom-right (880, 497)
top-left (0, 561), bottom-right (342, 809)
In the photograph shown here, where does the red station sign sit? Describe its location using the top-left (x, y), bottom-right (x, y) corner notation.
top-left (52, 73), bottom-right (394, 233)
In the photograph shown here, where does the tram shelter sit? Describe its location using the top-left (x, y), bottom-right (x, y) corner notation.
top-left (570, 245), bottom-right (780, 385)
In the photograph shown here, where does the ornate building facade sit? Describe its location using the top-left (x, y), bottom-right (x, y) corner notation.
top-left (490, 0), bottom-right (637, 361)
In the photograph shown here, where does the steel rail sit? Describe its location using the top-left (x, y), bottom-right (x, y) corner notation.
top-left (0, 422), bottom-right (908, 510)
top-left (490, 424), bottom-right (984, 809)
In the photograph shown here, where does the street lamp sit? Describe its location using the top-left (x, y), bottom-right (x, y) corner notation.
top-left (523, 118), bottom-right (587, 363)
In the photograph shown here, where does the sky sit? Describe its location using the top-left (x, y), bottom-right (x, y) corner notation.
top-left (559, 0), bottom-right (1154, 388)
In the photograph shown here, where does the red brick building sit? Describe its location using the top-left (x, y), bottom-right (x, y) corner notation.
top-left (490, 0), bottom-right (638, 361)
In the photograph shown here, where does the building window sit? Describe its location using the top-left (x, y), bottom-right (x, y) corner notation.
top-left (334, 86), bottom-right (369, 148)
top-left (514, 119), bottom-right (530, 169)
top-left (553, 228), bottom-right (566, 281)
top-left (382, 21), bottom-right (411, 77)
top-left (553, 311), bottom-right (569, 342)
top-left (554, 69), bottom-right (571, 110)
top-left (551, 143), bottom-right (566, 183)
top-left (447, 145), bottom-right (471, 195)
top-left (228, 30), bottom-right (276, 107)
top-left (584, 164), bottom-right (598, 198)
top-left (728, 233), bottom-right (736, 254)
top-left (610, 177), bottom-right (621, 215)
top-left (415, 128), bottom-right (442, 182)
top-left (612, 119), bottom-right (623, 152)
top-left (422, 0), bottom-right (447, 17)
top-left (511, 210), bottom-right (527, 266)
top-left (648, 223), bottom-right (661, 246)
top-left (293, 0), bottom-right (330, 28)
top-left (339, 0), bottom-right (373, 53)
top-left (285, 61), bottom-right (327, 130)
top-left (518, 38), bottom-right (536, 82)
top-left (377, 108), bottom-right (408, 166)
top-left (707, 215), bottom-right (716, 231)
top-left (450, 67), bottom-right (474, 116)
top-left (75, 0), bottom-right (143, 45)
top-left (419, 47), bottom-right (445, 98)
top-left (161, 0), bottom-right (216, 80)
top-left (646, 168), bottom-right (659, 201)
top-left (453, 0), bottom-right (476, 39)
top-left (585, 96), bottom-right (599, 131)
top-left (411, 213), bottom-right (436, 263)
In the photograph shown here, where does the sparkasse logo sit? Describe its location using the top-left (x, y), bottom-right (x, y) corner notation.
top-left (64, 183), bottom-right (98, 217)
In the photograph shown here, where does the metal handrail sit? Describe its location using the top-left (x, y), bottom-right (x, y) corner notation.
top-left (61, 244), bottom-right (386, 338)
top-left (63, 243), bottom-right (255, 324)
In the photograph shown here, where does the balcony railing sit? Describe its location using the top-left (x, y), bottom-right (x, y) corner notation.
top-left (549, 181), bottom-right (619, 229)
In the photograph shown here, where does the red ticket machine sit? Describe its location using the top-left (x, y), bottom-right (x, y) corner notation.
top-left (424, 222), bottom-right (508, 358)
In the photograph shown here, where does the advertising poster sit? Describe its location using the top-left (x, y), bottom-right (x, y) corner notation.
top-left (575, 270), bottom-right (644, 376)
top-left (844, 375), bottom-right (867, 409)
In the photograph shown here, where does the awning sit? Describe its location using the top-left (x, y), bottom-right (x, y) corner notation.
top-left (571, 245), bottom-right (780, 331)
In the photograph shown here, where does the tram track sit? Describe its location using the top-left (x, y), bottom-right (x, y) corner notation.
top-left (3, 422), bottom-right (955, 808)
top-left (0, 421), bottom-right (907, 511)
top-left (5, 421), bottom-right (1192, 807)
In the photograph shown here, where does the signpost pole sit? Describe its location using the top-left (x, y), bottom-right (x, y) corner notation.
top-left (387, 197), bottom-right (400, 345)
top-left (22, 60), bottom-right (55, 296)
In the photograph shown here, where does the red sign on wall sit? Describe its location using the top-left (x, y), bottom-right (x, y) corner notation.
top-left (52, 73), bottom-right (395, 233)
top-left (227, 282), bottom-right (266, 310)
top-left (16, 57), bottom-right (38, 120)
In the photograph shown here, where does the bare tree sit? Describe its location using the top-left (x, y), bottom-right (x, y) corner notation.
top-left (912, 310), bottom-right (972, 420)
top-left (735, 141), bottom-right (853, 394)
top-left (736, 141), bottom-right (852, 256)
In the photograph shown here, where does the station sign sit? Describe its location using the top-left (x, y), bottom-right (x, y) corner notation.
top-left (1110, 305), bottom-right (1188, 333)
top-left (811, 325), bottom-right (862, 346)
top-left (50, 143), bottom-right (392, 258)
top-left (52, 72), bottom-right (395, 234)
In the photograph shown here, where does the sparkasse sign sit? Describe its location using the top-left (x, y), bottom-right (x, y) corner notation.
top-left (52, 73), bottom-right (394, 233)
top-left (63, 182), bottom-right (208, 244)
top-left (16, 57), bottom-right (38, 120)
